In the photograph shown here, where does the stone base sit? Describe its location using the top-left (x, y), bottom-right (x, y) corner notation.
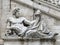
top-left (2, 37), bottom-right (56, 45)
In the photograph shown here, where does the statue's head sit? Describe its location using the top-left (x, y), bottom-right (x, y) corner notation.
top-left (13, 8), bottom-right (23, 18)
top-left (34, 10), bottom-right (41, 20)
top-left (34, 10), bottom-right (41, 16)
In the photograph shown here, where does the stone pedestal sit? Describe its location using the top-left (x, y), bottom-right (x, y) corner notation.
top-left (3, 38), bottom-right (56, 45)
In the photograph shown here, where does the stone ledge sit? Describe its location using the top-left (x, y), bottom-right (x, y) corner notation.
top-left (2, 37), bottom-right (56, 42)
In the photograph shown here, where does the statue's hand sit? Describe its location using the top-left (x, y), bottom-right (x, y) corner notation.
top-left (31, 20), bottom-right (36, 25)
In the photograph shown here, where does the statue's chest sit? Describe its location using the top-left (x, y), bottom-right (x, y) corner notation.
top-left (10, 18), bottom-right (23, 24)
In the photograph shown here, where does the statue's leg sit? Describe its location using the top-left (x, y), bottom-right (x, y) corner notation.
top-left (44, 32), bottom-right (58, 38)
top-left (25, 30), bottom-right (44, 38)
top-left (12, 28), bottom-right (21, 35)
top-left (12, 28), bottom-right (25, 37)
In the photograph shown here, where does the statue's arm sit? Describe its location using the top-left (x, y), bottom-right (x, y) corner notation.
top-left (24, 18), bottom-right (36, 25)
top-left (6, 19), bottom-right (11, 29)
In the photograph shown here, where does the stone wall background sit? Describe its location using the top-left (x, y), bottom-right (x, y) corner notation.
top-left (0, 0), bottom-right (60, 45)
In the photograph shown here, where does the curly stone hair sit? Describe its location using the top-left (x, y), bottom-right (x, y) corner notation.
top-left (13, 8), bottom-right (20, 15)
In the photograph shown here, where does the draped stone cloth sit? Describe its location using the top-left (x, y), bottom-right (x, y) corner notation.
top-left (25, 10), bottom-right (58, 38)
top-left (25, 14), bottom-right (48, 38)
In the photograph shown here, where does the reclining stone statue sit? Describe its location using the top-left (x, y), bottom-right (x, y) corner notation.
top-left (5, 8), bottom-right (36, 37)
top-left (5, 8), bottom-right (58, 39)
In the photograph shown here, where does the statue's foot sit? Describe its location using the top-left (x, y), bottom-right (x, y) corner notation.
top-left (50, 33), bottom-right (58, 38)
